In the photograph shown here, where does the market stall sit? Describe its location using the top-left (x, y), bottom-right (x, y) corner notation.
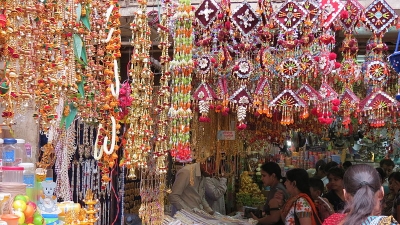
top-left (0, 0), bottom-right (400, 224)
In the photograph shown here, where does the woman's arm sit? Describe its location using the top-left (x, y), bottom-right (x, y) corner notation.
top-left (299, 217), bottom-right (312, 225)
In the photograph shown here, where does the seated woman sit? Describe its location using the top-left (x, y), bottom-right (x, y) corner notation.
top-left (280, 168), bottom-right (321, 225)
top-left (323, 167), bottom-right (345, 212)
top-left (323, 164), bottom-right (398, 225)
top-left (252, 162), bottom-right (288, 225)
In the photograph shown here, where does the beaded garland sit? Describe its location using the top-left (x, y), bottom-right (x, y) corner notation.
top-left (169, 0), bottom-right (195, 163)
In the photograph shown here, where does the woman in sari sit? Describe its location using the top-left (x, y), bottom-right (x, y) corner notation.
top-left (280, 168), bottom-right (321, 225)
top-left (323, 164), bottom-right (398, 225)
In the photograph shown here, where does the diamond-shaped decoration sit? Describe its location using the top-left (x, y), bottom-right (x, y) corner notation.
top-left (195, 0), bottom-right (220, 28)
top-left (364, 0), bottom-right (398, 34)
top-left (231, 2), bottom-right (261, 36)
top-left (321, 0), bottom-right (345, 28)
top-left (339, 0), bottom-right (363, 32)
top-left (303, 0), bottom-right (321, 24)
top-left (275, 1), bottom-right (307, 31)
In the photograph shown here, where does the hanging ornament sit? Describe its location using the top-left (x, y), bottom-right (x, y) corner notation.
top-left (269, 90), bottom-right (307, 125)
top-left (340, 88), bottom-right (360, 128)
top-left (359, 90), bottom-right (399, 127)
top-left (231, 1), bottom-right (261, 36)
top-left (229, 86), bottom-right (252, 129)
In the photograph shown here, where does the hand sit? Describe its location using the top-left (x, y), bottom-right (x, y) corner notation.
top-left (193, 208), bottom-right (201, 213)
top-left (250, 212), bottom-right (259, 220)
top-left (208, 210), bottom-right (215, 215)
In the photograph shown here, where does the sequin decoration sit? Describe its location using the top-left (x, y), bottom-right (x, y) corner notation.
top-left (339, 0), bottom-right (364, 32)
top-left (195, 0), bottom-right (220, 28)
top-left (274, 1), bottom-right (307, 31)
top-left (364, 0), bottom-right (398, 34)
top-left (231, 1), bottom-right (261, 36)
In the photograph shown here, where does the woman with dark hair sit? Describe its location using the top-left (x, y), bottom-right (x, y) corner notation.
top-left (280, 168), bottom-right (321, 225)
top-left (323, 164), bottom-right (398, 225)
top-left (252, 162), bottom-right (288, 225)
top-left (323, 167), bottom-right (345, 212)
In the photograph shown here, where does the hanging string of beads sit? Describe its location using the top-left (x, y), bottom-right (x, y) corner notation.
top-left (169, 0), bottom-right (194, 163)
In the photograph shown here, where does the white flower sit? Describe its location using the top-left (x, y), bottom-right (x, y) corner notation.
top-left (239, 96), bottom-right (249, 104)
top-left (198, 91), bottom-right (205, 99)
top-left (199, 58), bottom-right (208, 69)
top-left (239, 61), bottom-right (249, 73)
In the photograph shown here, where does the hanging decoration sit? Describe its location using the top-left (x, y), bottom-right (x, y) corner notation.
top-left (169, 0), bottom-right (194, 162)
top-left (93, 0), bottom-right (121, 188)
top-left (125, 0), bottom-right (154, 178)
top-left (360, 0), bottom-right (398, 127)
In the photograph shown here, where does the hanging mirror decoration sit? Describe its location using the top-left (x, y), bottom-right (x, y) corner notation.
top-left (270, 0), bottom-right (308, 125)
top-left (360, 0), bottom-right (398, 127)
top-left (214, 0), bottom-right (232, 116)
top-left (254, 0), bottom-right (275, 118)
top-left (229, 0), bottom-right (260, 129)
top-left (337, 0), bottom-right (363, 128)
top-left (193, 0), bottom-right (220, 122)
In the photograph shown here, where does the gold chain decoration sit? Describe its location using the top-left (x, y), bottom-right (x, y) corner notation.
top-left (169, 0), bottom-right (194, 162)
top-left (155, 2), bottom-right (172, 174)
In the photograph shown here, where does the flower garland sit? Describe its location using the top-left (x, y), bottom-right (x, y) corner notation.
top-left (94, 0), bottom-right (121, 188)
top-left (169, 0), bottom-right (194, 162)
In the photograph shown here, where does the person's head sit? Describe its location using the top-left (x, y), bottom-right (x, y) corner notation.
top-left (285, 168), bottom-right (311, 198)
top-left (309, 177), bottom-right (324, 200)
top-left (325, 161), bottom-right (339, 172)
top-left (380, 159), bottom-right (395, 177)
top-left (389, 172), bottom-right (400, 194)
top-left (327, 167), bottom-right (345, 191)
top-left (315, 160), bottom-right (327, 178)
top-left (343, 161), bottom-right (352, 170)
top-left (260, 162), bottom-right (282, 187)
top-left (199, 157), bottom-right (215, 177)
top-left (375, 167), bottom-right (386, 184)
top-left (342, 164), bottom-right (384, 225)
